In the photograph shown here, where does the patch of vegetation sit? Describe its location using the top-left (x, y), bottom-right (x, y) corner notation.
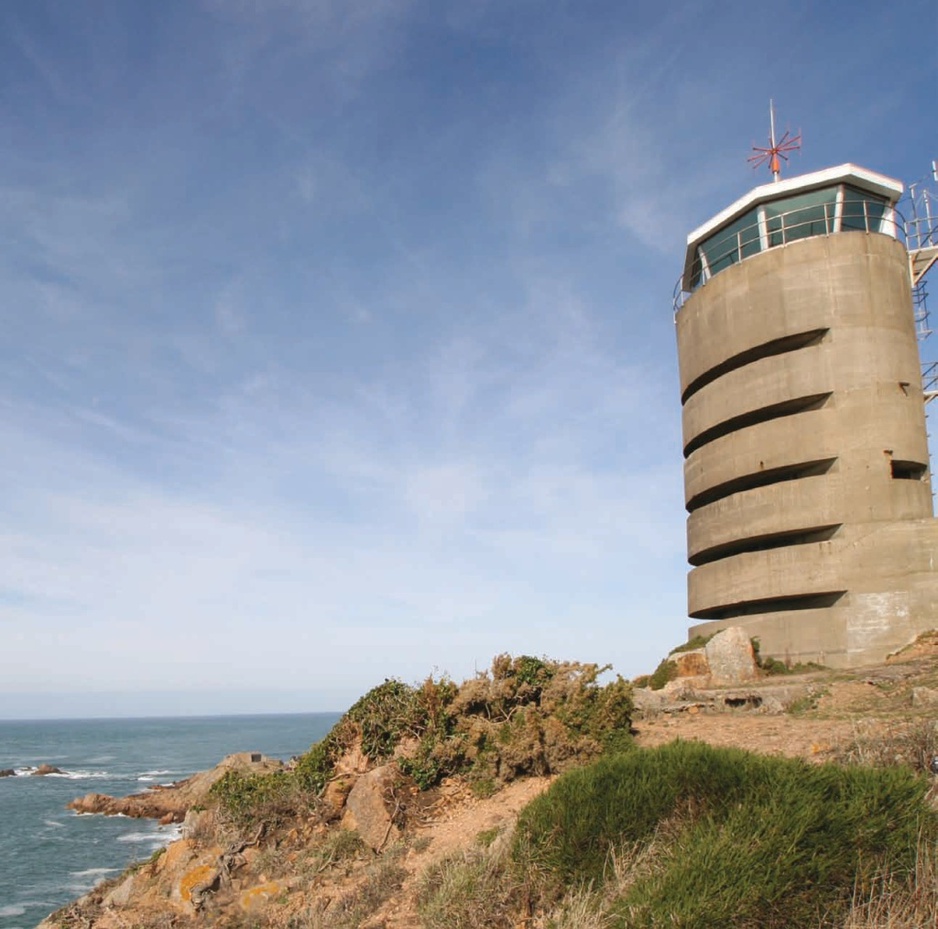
top-left (839, 719), bottom-right (938, 775)
top-left (787, 686), bottom-right (828, 716)
top-left (295, 675), bottom-right (459, 793)
top-left (299, 655), bottom-right (633, 795)
top-left (418, 844), bottom-right (516, 929)
top-left (215, 656), bottom-right (632, 829)
top-left (511, 741), bottom-right (934, 928)
top-left (476, 826), bottom-right (501, 848)
top-left (290, 858), bottom-right (407, 929)
top-left (209, 769), bottom-right (312, 831)
top-left (645, 659), bottom-right (677, 691)
top-left (668, 633), bottom-right (715, 655)
top-left (752, 637), bottom-right (827, 676)
top-left (439, 655), bottom-right (634, 788)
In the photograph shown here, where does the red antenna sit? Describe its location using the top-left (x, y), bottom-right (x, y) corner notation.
top-left (748, 100), bottom-right (801, 182)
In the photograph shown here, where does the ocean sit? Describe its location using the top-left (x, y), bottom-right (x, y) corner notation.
top-left (0, 713), bottom-right (340, 929)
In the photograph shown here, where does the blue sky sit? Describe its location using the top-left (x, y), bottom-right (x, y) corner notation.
top-left (1, 0), bottom-right (935, 718)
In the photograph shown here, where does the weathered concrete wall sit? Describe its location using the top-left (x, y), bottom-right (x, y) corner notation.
top-left (676, 231), bottom-right (938, 667)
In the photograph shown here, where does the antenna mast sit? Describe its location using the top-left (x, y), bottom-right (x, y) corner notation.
top-left (749, 100), bottom-right (801, 182)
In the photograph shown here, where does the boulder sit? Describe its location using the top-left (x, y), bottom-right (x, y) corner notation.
top-left (69, 792), bottom-right (122, 815)
top-left (912, 686), bottom-right (938, 707)
top-left (342, 765), bottom-right (409, 851)
top-left (32, 764), bottom-right (64, 776)
top-left (103, 873), bottom-right (136, 907)
top-left (704, 627), bottom-right (759, 685)
top-left (671, 649), bottom-right (710, 678)
top-left (181, 808), bottom-right (215, 841)
top-left (0, 769), bottom-right (15, 777)
top-left (321, 774), bottom-right (356, 822)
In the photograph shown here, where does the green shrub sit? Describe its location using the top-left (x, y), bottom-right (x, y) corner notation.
top-left (752, 637), bottom-right (826, 676)
top-left (293, 657), bottom-right (633, 801)
top-left (295, 675), bottom-right (460, 793)
top-left (294, 734), bottom-right (341, 793)
top-left (668, 634), bottom-right (714, 655)
top-left (513, 741), bottom-right (934, 928)
top-left (209, 769), bottom-right (309, 830)
top-left (646, 659), bottom-right (677, 691)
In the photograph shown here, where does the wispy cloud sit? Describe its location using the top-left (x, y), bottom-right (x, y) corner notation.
top-left (1, 0), bottom-right (929, 715)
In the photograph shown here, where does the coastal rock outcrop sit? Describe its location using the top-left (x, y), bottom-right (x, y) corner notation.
top-left (0, 768), bottom-right (15, 777)
top-left (32, 764), bottom-right (64, 776)
top-left (68, 752), bottom-right (284, 821)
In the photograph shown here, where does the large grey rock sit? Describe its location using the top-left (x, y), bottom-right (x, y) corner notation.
top-left (103, 873), bottom-right (136, 907)
top-left (342, 765), bottom-right (407, 851)
top-left (912, 686), bottom-right (938, 707)
top-left (704, 627), bottom-right (759, 685)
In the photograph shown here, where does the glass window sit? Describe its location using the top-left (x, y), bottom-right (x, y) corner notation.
top-left (688, 182), bottom-right (891, 293)
top-left (698, 208), bottom-right (760, 277)
top-left (841, 185), bottom-right (886, 232)
top-left (763, 187), bottom-right (837, 246)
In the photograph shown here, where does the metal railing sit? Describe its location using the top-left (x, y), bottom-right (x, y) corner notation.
top-left (673, 202), bottom-right (904, 312)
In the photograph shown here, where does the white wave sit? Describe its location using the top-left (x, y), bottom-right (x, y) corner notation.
top-left (117, 822), bottom-right (181, 848)
top-left (70, 867), bottom-right (119, 877)
top-left (117, 831), bottom-right (166, 844)
top-left (46, 770), bottom-right (111, 780)
top-left (138, 769), bottom-right (173, 777)
top-left (0, 905), bottom-right (26, 917)
top-left (65, 882), bottom-right (97, 894)
top-left (43, 819), bottom-right (65, 828)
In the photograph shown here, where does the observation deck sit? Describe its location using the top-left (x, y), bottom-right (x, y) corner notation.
top-left (674, 164), bottom-right (903, 311)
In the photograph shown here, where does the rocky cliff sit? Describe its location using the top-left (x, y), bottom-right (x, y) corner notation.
top-left (39, 636), bottom-right (938, 929)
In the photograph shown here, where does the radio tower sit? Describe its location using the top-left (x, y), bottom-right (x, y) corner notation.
top-left (748, 100), bottom-right (801, 181)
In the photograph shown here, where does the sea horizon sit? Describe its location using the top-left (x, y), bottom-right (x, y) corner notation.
top-left (0, 709), bottom-right (345, 723)
top-left (0, 689), bottom-right (354, 722)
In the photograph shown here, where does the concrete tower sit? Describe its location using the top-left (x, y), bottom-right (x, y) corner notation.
top-left (674, 164), bottom-right (938, 667)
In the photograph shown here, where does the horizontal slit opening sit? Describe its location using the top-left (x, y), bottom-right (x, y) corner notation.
top-left (684, 393), bottom-right (832, 459)
top-left (891, 460), bottom-right (928, 481)
top-left (687, 458), bottom-right (837, 512)
top-left (691, 591), bottom-right (846, 621)
top-left (690, 524), bottom-right (842, 567)
top-left (682, 329), bottom-right (828, 404)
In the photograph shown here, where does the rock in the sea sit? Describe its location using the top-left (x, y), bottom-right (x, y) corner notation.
top-left (0, 769), bottom-right (15, 777)
top-left (69, 792), bottom-right (120, 815)
top-left (705, 627), bottom-right (759, 685)
top-left (32, 764), bottom-right (64, 776)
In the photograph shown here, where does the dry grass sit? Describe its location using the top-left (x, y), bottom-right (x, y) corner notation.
top-left (838, 719), bottom-right (938, 774)
top-left (539, 840), bottom-right (663, 929)
top-left (842, 836), bottom-right (938, 928)
top-left (289, 857), bottom-right (407, 929)
top-left (416, 835), bottom-right (519, 929)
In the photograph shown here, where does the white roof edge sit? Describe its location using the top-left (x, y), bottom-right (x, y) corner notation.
top-left (685, 164), bottom-right (904, 249)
